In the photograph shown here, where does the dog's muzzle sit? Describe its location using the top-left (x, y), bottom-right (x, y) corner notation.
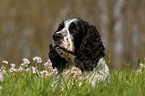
top-left (53, 33), bottom-right (63, 42)
top-left (52, 33), bottom-right (75, 55)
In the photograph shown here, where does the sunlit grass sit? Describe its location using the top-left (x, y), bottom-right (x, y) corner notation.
top-left (0, 57), bottom-right (145, 96)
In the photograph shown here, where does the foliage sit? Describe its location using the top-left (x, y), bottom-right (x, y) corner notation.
top-left (0, 57), bottom-right (145, 96)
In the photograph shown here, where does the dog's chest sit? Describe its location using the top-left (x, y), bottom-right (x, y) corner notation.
top-left (62, 66), bottom-right (82, 79)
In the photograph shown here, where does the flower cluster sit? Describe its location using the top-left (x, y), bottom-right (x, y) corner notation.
top-left (33, 56), bottom-right (42, 63)
top-left (0, 56), bottom-right (58, 90)
top-left (137, 63), bottom-right (145, 74)
top-left (137, 58), bottom-right (145, 74)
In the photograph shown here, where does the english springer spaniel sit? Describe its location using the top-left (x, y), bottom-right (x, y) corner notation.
top-left (49, 17), bottom-right (110, 87)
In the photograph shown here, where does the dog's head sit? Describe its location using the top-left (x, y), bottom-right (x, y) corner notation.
top-left (52, 18), bottom-right (83, 58)
top-left (49, 17), bottom-right (105, 72)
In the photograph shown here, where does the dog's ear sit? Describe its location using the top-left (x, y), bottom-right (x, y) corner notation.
top-left (49, 44), bottom-right (67, 72)
top-left (75, 20), bottom-right (105, 71)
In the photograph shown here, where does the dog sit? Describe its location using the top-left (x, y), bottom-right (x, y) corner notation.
top-left (49, 17), bottom-right (110, 87)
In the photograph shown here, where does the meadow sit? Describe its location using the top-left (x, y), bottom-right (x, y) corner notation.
top-left (0, 57), bottom-right (145, 96)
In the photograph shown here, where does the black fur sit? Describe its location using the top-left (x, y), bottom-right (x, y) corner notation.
top-left (48, 17), bottom-right (105, 72)
top-left (75, 19), bottom-right (105, 71)
top-left (49, 44), bottom-right (67, 72)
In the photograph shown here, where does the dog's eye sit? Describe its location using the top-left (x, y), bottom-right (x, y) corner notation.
top-left (69, 22), bottom-right (78, 34)
top-left (72, 29), bottom-right (76, 32)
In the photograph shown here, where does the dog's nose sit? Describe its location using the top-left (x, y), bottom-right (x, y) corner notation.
top-left (53, 33), bottom-right (63, 41)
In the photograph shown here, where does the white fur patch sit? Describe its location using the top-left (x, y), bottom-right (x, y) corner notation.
top-left (55, 18), bottom-right (78, 52)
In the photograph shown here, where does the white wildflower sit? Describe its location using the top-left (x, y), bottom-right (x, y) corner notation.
top-left (48, 59), bottom-right (52, 65)
top-left (31, 66), bottom-right (36, 70)
top-left (40, 71), bottom-right (44, 75)
top-left (0, 67), bottom-right (7, 75)
top-left (0, 86), bottom-right (2, 90)
top-left (21, 63), bottom-right (26, 66)
top-left (43, 70), bottom-right (48, 75)
top-left (2, 60), bottom-right (8, 64)
top-left (44, 59), bottom-right (52, 67)
top-left (52, 68), bottom-right (57, 72)
top-left (44, 62), bottom-right (49, 67)
top-left (48, 66), bottom-right (53, 70)
top-left (10, 63), bottom-right (16, 68)
top-left (33, 70), bottom-right (36, 74)
top-left (40, 71), bottom-right (44, 77)
top-left (51, 68), bottom-right (58, 75)
top-left (139, 63), bottom-right (144, 69)
top-left (33, 56), bottom-right (42, 63)
top-left (137, 69), bottom-right (142, 74)
top-left (137, 63), bottom-right (145, 74)
top-left (9, 67), bottom-right (16, 72)
top-left (45, 73), bottom-right (51, 77)
top-left (0, 67), bottom-right (5, 70)
top-left (25, 68), bottom-right (30, 73)
top-left (25, 65), bottom-right (28, 67)
top-left (19, 66), bottom-right (23, 72)
top-left (1, 69), bottom-right (7, 75)
top-left (22, 58), bottom-right (30, 64)
top-left (40, 70), bottom-right (49, 77)
top-left (31, 66), bottom-right (37, 74)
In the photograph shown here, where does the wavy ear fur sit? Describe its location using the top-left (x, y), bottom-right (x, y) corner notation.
top-left (76, 20), bottom-right (105, 71)
top-left (49, 44), bottom-right (67, 72)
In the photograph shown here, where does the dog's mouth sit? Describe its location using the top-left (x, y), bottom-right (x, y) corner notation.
top-left (54, 45), bottom-right (75, 55)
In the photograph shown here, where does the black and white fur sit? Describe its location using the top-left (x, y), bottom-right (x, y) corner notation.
top-left (49, 17), bottom-right (110, 86)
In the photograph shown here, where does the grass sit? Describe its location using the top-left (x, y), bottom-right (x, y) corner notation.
top-left (0, 57), bottom-right (145, 96)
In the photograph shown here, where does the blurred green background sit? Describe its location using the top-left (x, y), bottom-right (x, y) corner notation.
top-left (0, 0), bottom-right (145, 69)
